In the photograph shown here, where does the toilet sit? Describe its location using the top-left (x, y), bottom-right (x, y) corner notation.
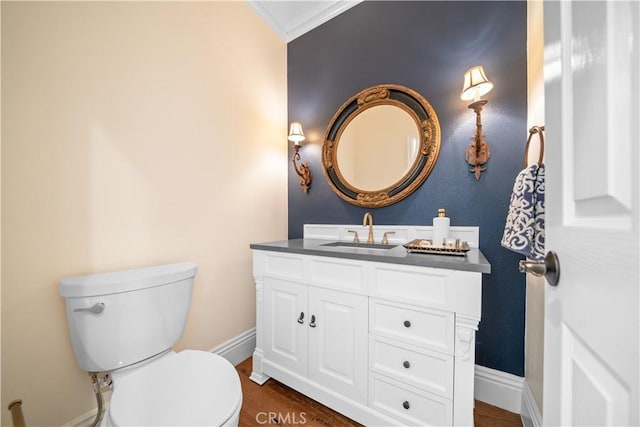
top-left (59, 262), bottom-right (242, 426)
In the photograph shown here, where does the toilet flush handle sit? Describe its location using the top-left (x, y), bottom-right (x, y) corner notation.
top-left (73, 302), bottom-right (105, 315)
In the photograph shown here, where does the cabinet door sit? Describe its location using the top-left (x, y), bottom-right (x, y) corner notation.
top-left (263, 277), bottom-right (308, 376)
top-left (308, 287), bottom-right (368, 404)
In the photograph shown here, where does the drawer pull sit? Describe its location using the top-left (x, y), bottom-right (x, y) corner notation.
top-left (403, 360), bottom-right (411, 369)
top-left (297, 312), bottom-right (304, 324)
top-left (403, 320), bottom-right (411, 328)
top-left (309, 315), bottom-right (317, 328)
top-left (403, 400), bottom-right (410, 410)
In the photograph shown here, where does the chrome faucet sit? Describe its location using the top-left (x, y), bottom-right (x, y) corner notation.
top-left (362, 212), bottom-right (374, 244)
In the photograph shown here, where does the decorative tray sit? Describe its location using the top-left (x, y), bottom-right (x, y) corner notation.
top-left (403, 239), bottom-right (470, 256)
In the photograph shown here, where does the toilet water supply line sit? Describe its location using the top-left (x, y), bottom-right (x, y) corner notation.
top-left (88, 371), bottom-right (111, 427)
top-left (5, 374), bottom-right (109, 427)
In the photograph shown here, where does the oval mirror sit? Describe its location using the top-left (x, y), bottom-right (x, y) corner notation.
top-left (322, 84), bottom-right (441, 208)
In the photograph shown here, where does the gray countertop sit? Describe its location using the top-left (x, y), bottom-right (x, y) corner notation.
top-left (250, 238), bottom-right (491, 274)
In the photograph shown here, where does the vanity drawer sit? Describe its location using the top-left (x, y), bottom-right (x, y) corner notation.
top-left (369, 300), bottom-right (454, 354)
top-left (370, 263), bottom-right (454, 309)
top-left (308, 256), bottom-right (366, 292)
top-left (369, 373), bottom-right (453, 426)
top-left (262, 253), bottom-right (304, 280)
top-left (369, 337), bottom-right (453, 398)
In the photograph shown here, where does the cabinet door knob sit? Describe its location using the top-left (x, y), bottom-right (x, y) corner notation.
top-left (403, 320), bottom-right (411, 328)
top-left (309, 315), bottom-right (316, 328)
top-left (297, 312), bottom-right (304, 324)
top-left (403, 401), bottom-right (410, 410)
top-left (403, 361), bottom-right (411, 369)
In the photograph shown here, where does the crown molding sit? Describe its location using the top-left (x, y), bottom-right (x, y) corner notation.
top-left (248, 0), bottom-right (363, 43)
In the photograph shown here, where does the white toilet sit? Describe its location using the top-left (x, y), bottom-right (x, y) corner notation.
top-left (59, 262), bottom-right (242, 426)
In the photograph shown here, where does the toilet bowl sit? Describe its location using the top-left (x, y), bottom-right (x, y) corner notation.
top-left (104, 350), bottom-right (241, 426)
top-left (58, 262), bottom-right (242, 426)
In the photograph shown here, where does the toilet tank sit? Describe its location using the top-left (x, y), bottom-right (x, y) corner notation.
top-left (59, 262), bottom-right (198, 372)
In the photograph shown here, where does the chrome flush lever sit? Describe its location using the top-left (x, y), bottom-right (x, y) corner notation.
top-left (73, 302), bottom-right (105, 314)
top-left (519, 251), bottom-right (561, 287)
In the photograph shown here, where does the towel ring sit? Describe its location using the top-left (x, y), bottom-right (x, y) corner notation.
top-left (524, 125), bottom-right (545, 167)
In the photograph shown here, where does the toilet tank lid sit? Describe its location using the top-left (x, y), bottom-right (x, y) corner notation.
top-left (59, 262), bottom-right (198, 298)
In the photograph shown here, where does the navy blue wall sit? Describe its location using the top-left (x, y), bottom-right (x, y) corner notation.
top-left (287, 1), bottom-right (527, 376)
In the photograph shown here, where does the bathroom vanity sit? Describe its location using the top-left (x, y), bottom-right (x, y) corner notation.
top-left (250, 225), bottom-right (490, 426)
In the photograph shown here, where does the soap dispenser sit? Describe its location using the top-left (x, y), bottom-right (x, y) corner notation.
top-left (432, 208), bottom-right (450, 245)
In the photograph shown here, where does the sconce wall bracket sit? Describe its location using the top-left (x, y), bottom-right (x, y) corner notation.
top-left (465, 100), bottom-right (490, 180)
top-left (292, 145), bottom-right (312, 193)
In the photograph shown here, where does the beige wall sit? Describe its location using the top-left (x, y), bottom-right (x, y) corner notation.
top-left (526, 0), bottom-right (545, 415)
top-left (1, 2), bottom-right (287, 425)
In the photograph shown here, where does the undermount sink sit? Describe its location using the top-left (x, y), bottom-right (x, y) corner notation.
top-left (320, 241), bottom-right (398, 251)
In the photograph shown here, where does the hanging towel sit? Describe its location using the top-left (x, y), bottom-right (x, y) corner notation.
top-left (501, 163), bottom-right (545, 260)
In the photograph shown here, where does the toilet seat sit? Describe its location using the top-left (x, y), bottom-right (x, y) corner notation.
top-left (109, 350), bottom-right (242, 426)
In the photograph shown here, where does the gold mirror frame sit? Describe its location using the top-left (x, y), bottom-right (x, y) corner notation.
top-left (322, 84), bottom-right (441, 208)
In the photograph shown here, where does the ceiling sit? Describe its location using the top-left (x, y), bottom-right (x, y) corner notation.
top-left (248, 0), bottom-right (363, 43)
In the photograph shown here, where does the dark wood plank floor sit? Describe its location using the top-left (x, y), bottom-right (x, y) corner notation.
top-left (235, 357), bottom-right (522, 427)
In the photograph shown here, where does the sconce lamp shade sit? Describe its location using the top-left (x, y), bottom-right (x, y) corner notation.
top-left (461, 66), bottom-right (494, 102)
top-left (288, 121), bottom-right (305, 144)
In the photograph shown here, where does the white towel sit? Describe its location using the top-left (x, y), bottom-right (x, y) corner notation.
top-left (501, 163), bottom-right (545, 260)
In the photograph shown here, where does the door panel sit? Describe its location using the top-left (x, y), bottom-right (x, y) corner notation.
top-left (308, 287), bottom-right (368, 404)
top-left (561, 325), bottom-right (630, 426)
top-left (263, 277), bottom-right (308, 376)
top-left (568, 1), bottom-right (634, 224)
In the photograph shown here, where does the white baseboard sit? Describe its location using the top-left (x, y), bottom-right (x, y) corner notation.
top-left (61, 407), bottom-right (105, 427)
top-left (520, 380), bottom-right (543, 427)
top-left (474, 365), bottom-right (524, 414)
top-left (209, 327), bottom-right (256, 366)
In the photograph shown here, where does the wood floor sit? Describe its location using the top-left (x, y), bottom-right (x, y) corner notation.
top-left (235, 357), bottom-right (522, 427)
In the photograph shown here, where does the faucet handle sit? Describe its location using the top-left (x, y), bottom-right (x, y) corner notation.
top-left (347, 230), bottom-right (360, 243)
top-left (381, 231), bottom-right (396, 245)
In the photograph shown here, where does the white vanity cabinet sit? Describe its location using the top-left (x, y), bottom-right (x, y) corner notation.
top-left (251, 232), bottom-right (488, 427)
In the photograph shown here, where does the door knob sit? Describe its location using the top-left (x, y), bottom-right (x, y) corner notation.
top-left (519, 251), bottom-right (560, 287)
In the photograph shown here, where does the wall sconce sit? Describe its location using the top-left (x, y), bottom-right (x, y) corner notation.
top-left (461, 65), bottom-right (493, 180)
top-left (288, 121), bottom-right (312, 193)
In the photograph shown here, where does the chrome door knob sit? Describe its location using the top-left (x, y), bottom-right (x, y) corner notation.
top-left (519, 251), bottom-right (561, 286)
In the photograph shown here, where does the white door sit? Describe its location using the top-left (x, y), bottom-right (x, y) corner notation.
top-left (308, 287), bottom-right (368, 404)
top-left (263, 277), bottom-right (308, 376)
top-left (543, 1), bottom-right (639, 426)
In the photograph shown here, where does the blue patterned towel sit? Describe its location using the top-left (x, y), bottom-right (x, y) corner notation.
top-left (501, 163), bottom-right (545, 260)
